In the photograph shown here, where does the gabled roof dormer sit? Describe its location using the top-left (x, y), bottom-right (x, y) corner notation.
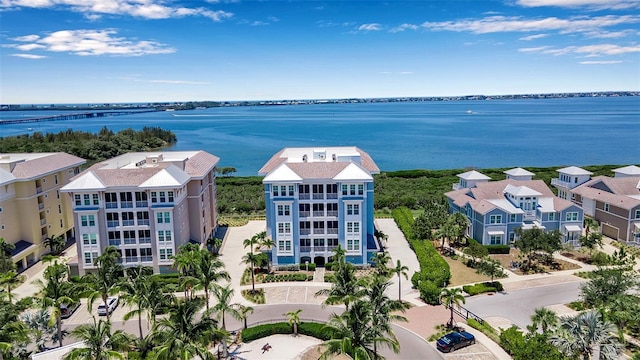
top-left (504, 167), bottom-right (534, 181)
top-left (613, 165), bottom-right (640, 178)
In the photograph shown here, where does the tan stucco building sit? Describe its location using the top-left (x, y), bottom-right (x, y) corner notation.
top-left (0, 153), bottom-right (85, 271)
top-left (61, 151), bottom-right (219, 275)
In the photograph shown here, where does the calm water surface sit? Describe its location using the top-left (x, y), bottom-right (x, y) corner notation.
top-left (1, 97), bottom-right (638, 176)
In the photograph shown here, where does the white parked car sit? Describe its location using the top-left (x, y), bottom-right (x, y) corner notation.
top-left (97, 296), bottom-right (119, 316)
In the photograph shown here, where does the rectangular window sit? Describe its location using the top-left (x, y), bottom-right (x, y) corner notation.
top-left (158, 231), bottom-right (165, 242)
top-left (105, 193), bottom-right (118, 208)
top-left (54, 174), bottom-right (58, 184)
top-left (159, 192), bottom-right (166, 203)
top-left (83, 194), bottom-right (91, 206)
top-left (75, 194), bottom-right (81, 206)
top-left (140, 248), bottom-right (152, 262)
top-left (164, 212), bottom-right (170, 223)
top-left (123, 230), bottom-right (136, 245)
top-left (278, 240), bottom-right (292, 252)
top-left (165, 230), bottom-right (172, 241)
top-left (509, 214), bottom-right (516, 222)
top-left (159, 248), bottom-right (173, 260)
top-left (83, 234), bottom-right (89, 245)
top-left (272, 185), bottom-right (280, 197)
top-left (347, 239), bottom-right (360, 252)
top-left (92, 194), bottom-right (99, 205)
top-left (168, 191), bottom-right (174, 202)
top-left (358, 184), bottom-right (364, 195)
top-left (347, 204), bottom-right (353, 215)
top-left (122, 212), bottom-right (135, 226)
top-left (565, 212), bottom-right (578, 221)
top-left (490, 235), bottom-right (502, 245)
top-left (88, 215), bottom-right (95, 226)
top-left (138, 230), bottom-right (151, 244)
top-left (90, 234), bottom-right (97, 245)
top-left (353, 204), bottom-right (360, 215)
top-left (548, 212), bottom-right (555, 221)
top-left (277, 205), bottom-right (284, 216)
top-left (151, 192), bottom-right (158, 203)
top-left (346, 221), bottom-right (360, 234)
top-left (278, 222), bottom-right (291, 234)
top-left (108, 231), bottom-right (121, 246)
top-left (106, 212), bottom-right (119, 228)
top-left (57, 190), bottom-right (60, 199)
top-left (489, 215), bottom-right (502, 224)
top-left (342, 184), bottom-right (348, 195)
top-left (81, 215), bottom-right (88, 227)
top-left (604, 203), bottom-right (610, 212)
top-left (635, 210), bottom-right (640, 219)
top-left (136, 211), bottom-right (150, 225)
top-left (58, 204), bottom-right (62, 214)
top-left (350, 184), bottom-right (356, 195)
top-left (84, 252), bottom-right (94, 264)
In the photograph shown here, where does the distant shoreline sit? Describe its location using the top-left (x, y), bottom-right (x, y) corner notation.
top-left (1, 91), bottom-right (638, 112)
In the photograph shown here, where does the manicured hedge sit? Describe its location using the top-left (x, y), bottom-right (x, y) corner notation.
top-left (392, 207), bottom-right (451, 305)
top-left (241, 322), bottom-right (335, 343)
top-left (263, 273), bottom-right (313, 282)
top-left (485, 244), bottom-right (511, 254)
top-left (463, 281), bottom-right (504, 296)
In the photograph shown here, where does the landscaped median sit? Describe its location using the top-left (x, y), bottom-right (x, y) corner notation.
top-left (241, 321), bottom-right (336, 342)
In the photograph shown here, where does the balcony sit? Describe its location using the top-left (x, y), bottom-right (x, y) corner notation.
top-left (108, 240), bottom-right (121, 246)
top-left (124, 239), bottom-right (137, 245)
top-left (139, 237), bottom-right (151, 244)
top-left (121, 201), bottom-right (134, 208)
top-left (313, 229), bottom-right (325, 235)
top-left (299, 211), bottom-right (310, 218)
top-left (40, 218), bottom-right (46, 226)
top-left (327, 211), bottom-right (338, 217)
top-left (140, 256), bottom-right (153, 262)
top-left (312, 211), bottom-right (324, 217)
top-left (300, 229), bottom-right (311, 235)
top-left (137, 219), bottom-right (150, 226)
top-left (327, 245), bottom-right (338, 251)
top-left (122, 220), bottom-right (135, 226)
top-left (327, 228), bottom-right (338, 234)
top-left (551, 178), bottom-right (575, 189)
top-left (326, 193), bottom-right (338, 199)
top-left (136, 201), bottom-right (148, 207)
top-left (523, 211), bottom-right (536, 221)
top-left (313, 194), bottom-right (324, 200)
top-left (125, 256), bottom-right (138, 263)
top-left (452, 183), bottom-right (463, 191)
top-left (107, 221), bottom-right (119, 228)
top-left (105, 202), bottom-right (118, 209)
top-left (36, 187), bottom-right (43, 194)
top-left (299, 246), bottom-right (312, 252)
top-left (299, 194), bottom-right (310, 200)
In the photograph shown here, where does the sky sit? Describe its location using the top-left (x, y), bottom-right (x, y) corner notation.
top-left (1, 0), bottom-right (639, 104)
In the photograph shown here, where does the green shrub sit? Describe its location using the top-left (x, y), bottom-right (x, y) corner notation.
top-left (463, 281), bottom-right (503, 296)
top-left (467, 318), bottom-right (499, 343)
top-left (241, 289), bottom-right (265, 304)
top-left (306, 263), bottom-right (316, 272)
top-left (324, 262), bottom-right (334, 271)
top-left (418, 280), bottom-right (441, 305)
top-left (299, 322), bottom-right (338, 341)
top-left (590, 251), bottom-right (612, 266)
top-left (324, 274), bottom-right (336, 283)
top-left (241, 323), bottom-right (292, 342)
top-left (485, 245), bottom-right (511, 254)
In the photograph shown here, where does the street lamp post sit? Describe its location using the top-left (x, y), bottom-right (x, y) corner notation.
top-left (305, 261), bottom-right (309, 281)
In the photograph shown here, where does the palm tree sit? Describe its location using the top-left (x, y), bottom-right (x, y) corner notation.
top-left (207, 237), bottom-right (223, 256)
top-left (367, 277), bottom-right (408, 358)
top-left (286, 309), bottom-right (302, 336)
top-left (243, 231), bottom-right (265, 253)
top-left (371, 251), bottom-right (391, 277)
top-left (33, 260), bottom-right (76, 347)
top-left (530, 307), bottom-right (558, 334)
top-left (316, 259), bottom-right (365, 309)
top-left (43, 235), bottom-right (66, 256)
top-left (211, 284), bottom-right (241, 358)
top-left (260, 236), bottom-right (276, 273)
top-left (241, 251), bottom-right (264, 293)
top-left (0, 270), bottom-right (20, 304)
top-left (238, 304), bottom-right (254, 330)
top-left (478, 259), bottom-right (502, 283)
top-left (21, 308), bottom-right (59, 352)
top-left (151, 297), bottom-right (224, 360)
top-left (0, 238), bottom-right (15, 273)
top-left (173, 243), bottom-right (202, 299)
top-left (550, 310), bottom-right (622, 360)
top-left (584, 217), bottom-right (599, 237)
top-left (83, 246), bottom-right (123, 324)
top-left (439, 287), bottom-right (466, 329)
top-left (449, 212), bottom-right (469, 246)
top-left (195, 250), bottom-right (230, 311)
top-left (0, 319), bottom-right (29, 360)
top-left (392, 260), bottom-right (409, 301)
top-left (63, 317), bottom-right (132, 360)
top-left (120, 266), bottom-right (154, 340)
top-left (436, 220), bottom-right (459, 249)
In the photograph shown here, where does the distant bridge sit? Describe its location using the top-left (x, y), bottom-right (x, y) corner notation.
top-left (0, 109), bottom-right (161, 125)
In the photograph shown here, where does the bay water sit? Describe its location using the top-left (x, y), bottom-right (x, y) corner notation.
top-left (1, 97), bottom-right (638, 176)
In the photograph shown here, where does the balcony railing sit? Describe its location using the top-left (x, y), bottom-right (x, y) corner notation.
top-left (298, 194), bottom-right (310, 200)
top-left (523, 211), bottom-right (536, 221)
top-left (326, 193), bottom-right (338, 199)
top-left (300, 229), bottom-right (311, 235)
top-left (139, 237), bottom-right (152, 244)
top-left (327, 228), bottom-right (338, 234)
top-left (313, 211), bottom-right (324, 217)
top-left (299, 246), bottom-right (312, 252)
top-left (105, 202), bottom-right (118, 209)
top-left (40, 218), bottom-right (46, 226)
top-left (299, 211), bottom-right (310, 218)
top-left (313, 229), bottom-right (325, 234)
top-left (107, 221), bottom-right (119, 228)
top-left (108, 240), bottom-right (121, 246)
top-left (551, 178), bottom-right (576, 189)
top-left (327, 211), bottom-right (338, 217)
top-left (38, 203), bottom-right (44, 210)
top-left (137, 219), bottom-right (150, 226)
top-left (124, 239), bottom-right (136, 245)
top-left (313, 194), bottom-right (324, 200)
top-left (122, 220), bottom-right (135, 226)
top-left (125, 256), bottom-right (137, 263)
top-left (327, 245), bottom-right (338, 251)
top-left (452, 183), bottom-right (463, 190)
top-left (121, 201), bottom-right (134, 208)
top-left (140, 256), bottom-right (153, 262)
top-left (36, 187), bottom-right (43, 194)
top-left (136, 201), bottom-right (148, 207)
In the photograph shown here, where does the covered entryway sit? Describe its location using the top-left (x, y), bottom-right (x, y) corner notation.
top-left (313, 256), bottom-right (325, 267)
top-left (602, 223), bottom-right (619, 240)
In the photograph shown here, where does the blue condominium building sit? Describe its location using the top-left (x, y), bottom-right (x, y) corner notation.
top-left (258, 147), bottom-right (380, 266)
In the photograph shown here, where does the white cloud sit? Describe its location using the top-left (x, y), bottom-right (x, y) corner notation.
top-left (389, 23), bottom-right (419, 33)
top-left (516, 0), bottom-right (640, 10)
top-left (420, 15), bottom-right (640, 34)
top-left (8, 29), bottom-right (176, 56)
top-left (580, 60), bottom-right (623, 64)
top-left (251, 21), bottom-right (268, 26)
top-left (148, 79), bottom-right (209, 85)
top-left (519, 33), bottom-right (548, 40)
top-left (11, 53), bottom-right (47, 59)
top-left (518, 43), bottom-right (640, 56)
top-left (358, 23), bottom-right (382, 31)
top-left (0, 0), bottom-right (233, 21)
top-left (584, 29), bottom-right (636, 38)
top-left (11, 34), bottom-right (40, 41)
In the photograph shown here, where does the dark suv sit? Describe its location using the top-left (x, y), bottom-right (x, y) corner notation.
top-left (436, 331), bottom-right (476, 353)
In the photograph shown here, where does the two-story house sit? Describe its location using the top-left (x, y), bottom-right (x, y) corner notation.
top-left (446, 168), bottom-right (584, 246)
top-left (554, 165), bottom-right (640, 243)
top-left (0, 153), bottom-right (85, 271)
top-left (61, 151), bottom-right (219, 275)
top-left (259, 147), bottom-right (380, 266)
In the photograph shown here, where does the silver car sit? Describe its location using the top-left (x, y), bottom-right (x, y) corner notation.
top-left (97, 296), bottom-right (119, 316)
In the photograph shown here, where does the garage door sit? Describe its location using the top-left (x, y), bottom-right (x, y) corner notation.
top-left (602, 223), bottom-right (619, 240)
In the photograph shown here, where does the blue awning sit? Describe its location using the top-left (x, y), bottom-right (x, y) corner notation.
top-left (11, 240), bottom-right (34, 256)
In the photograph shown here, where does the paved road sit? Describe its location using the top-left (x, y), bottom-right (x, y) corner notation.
top-left (464, 281), bottom-right (584, 329)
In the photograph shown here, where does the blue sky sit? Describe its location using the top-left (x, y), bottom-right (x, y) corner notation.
top-left (1, 0), bottom-right (639, 104)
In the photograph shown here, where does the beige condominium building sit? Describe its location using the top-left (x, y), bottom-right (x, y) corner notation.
top-left (0, 153), bottom-right (85, 271)
top-left (61, 151), bottom-right (219, 275)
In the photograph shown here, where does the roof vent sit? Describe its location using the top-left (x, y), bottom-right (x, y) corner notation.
top-left (332, 154), bottom-right (336, 162)
top-left (302, 154), bottom-right (307, 162)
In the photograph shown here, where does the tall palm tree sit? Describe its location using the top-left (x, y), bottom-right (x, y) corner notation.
top-left (195, 250), bottom-right (230, 311)
top-left (530, 307), bottom-right (558, 334)
top-left (211, 285), bottom-right (241, 358)
top-left (241, 251), bottom-right (265, 293)
top-left (83, 246), bottom-right (123, 324)
top-left (371, 251), bottom-right (391, 277)
top-left (243, 231), bottom-right (265, 253)
top-left (0, 319), bottom-right (29, 360)
top-left (550, 310), bottom-right (622, 360)
top-left (260, 236), bottom-right (276, 273)
top-left (207, 237), bottom-right (223, 256)
top-left (316, 260), bottom-right (365, 309)
top-left (0, 270), bottom-right (20, 304)
top-left (392, 260), bottom-right (409, 301)
top-left (172, 243), bottom-right (202, 299)
top-left (439, 287), bottom-right (466, 329)
top-left (151, 297), bottom-right (224, 360)
top-left (238, 304), bottom-right (254, 330)
top-left (367, 277), bottom-right (408, 358)
top-left (449, 212), bottom-right (469, 246)
top-left (120, 266), bottom-right (154, 340)
top-left (584, 217), bottom-right (599, 237)
top-left (286, 309), bottom-right (302, 336)
top-left (33, 260), bottom-right (75, 347)
top-left (0, 238), bottom-right (15, 273)
top-left (63, 317), bottom-right (132, 360)
top-left (436, 220), bottom-right (459, 249)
